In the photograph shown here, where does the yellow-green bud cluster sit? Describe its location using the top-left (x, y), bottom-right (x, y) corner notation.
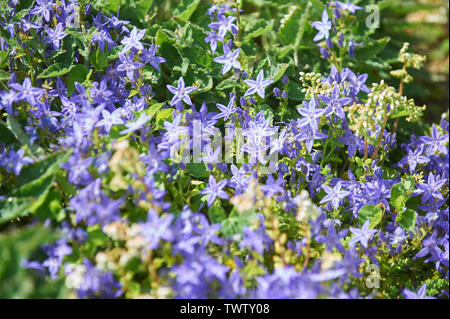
top-left (299, 71), bottom-right (332, 99)
top-left (399, 42), bottom-right (426, 70)
top-left (345, 80), bottom-right (426, 141)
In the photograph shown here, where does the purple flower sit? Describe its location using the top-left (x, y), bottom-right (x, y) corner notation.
top-left (167, 76), bottom-right (198, 106)
top-left (348, 71), bottom-right (371, 94)
top-left (243, 70), bottom-right (274, 99)
top-left (312, 10), bottom-right (332, 42)
top-left (44, 23), bottom-right (67, 49)
top-left (204, 31), bottom-right (224, 53)
top-left (92, 30), bottom-right (117, 52)
top-left (348, 40), bottom-right (362, 58)
top-left (213, 43), bottom-right (240, 75)
top-left (74, 259), bottom-right (122, 299)
top-left (420, 124), bottom-right (449, 155)
top-left (141, 209), bottom-right (175, 249)
top-left (30, 0), bottom-right (54, 22)
top-left (349, 220), bottom-right (377, 249)
top-left (96, 109), bottom-right (124, 134)
top-left (200, 175), bottom-right (229, 207)
top-left (402, 283), bottom-right (435, 299)
top-left (208, 14), bottom-right (238, 37)
top-left (319, 85), bottom-right (353, 120)
top-left (117, 53), bottom-right (144, 82)
top-left (240, 226), bottom-right (272, 254)
top-left (414, 173), bottom-right (447, 204)
top-left (0, 90), bottom-right (17, 114)
top-left (213, 93), bottom-right (237, 121)
top-left (415, 232), bottom-right (442, 265)
top-left (120, 113), bottom-right (150, 135)
top-left (120, 26), bottom-right (145, 52)
top-left (10, 78), bottom-right (44, 106)
top-left (338, 128), bottom-right (363, 158)
top-left (400, 145), bottom-right (430, 171)
top-left (0, 148), bottom-right (34, 176)
top-left (141, 44), bottom-right (166, 71)
top-left (297, 98), bottom-right (326, 132)
top-left (333, 1), bottom-right (363, 14)
top-left (295, 125), bottom-right (328, 153)
top-left (320, 182), bottom-right (351, 210)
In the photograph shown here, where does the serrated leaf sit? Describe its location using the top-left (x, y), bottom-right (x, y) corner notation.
top-left (17, 151), bottom-right (70, 186)
top-left (279, 5), bottom-right (306, 46)
top-left (358, 204), bottom-right (384, 229)
top-left (397, 209), bottom-right (416, 232)
top-left (155, 108), bottom-right (174, 128)
top-left (0, 70), bottom-right (10, 81)
top-left (147, 102), bottom-right (165, 118)
top-left (0, 175), bottom-right (53, 224)
top-left (244, 20), bottom-right (274, 42)
top-left (208, 205), bottom-right (227, 224)
top-left (390, 177), bottom-right (415, 212)
top-left (186, 163), bottom-right (209, 179)
top-left (356, 37), bottom-right (390, 60)
top-left (174, 0), bottom-right (201, 22)
top-left (37, 63), bottom-right (74, 79)
top-left (220, 212), bottom-right (258, 238)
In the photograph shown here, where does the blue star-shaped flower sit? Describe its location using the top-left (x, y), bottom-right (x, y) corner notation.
top-left (312, 10), bottom-right (332, 42)
top-left (213, 93), bottom-right (237, 121)
top-left (349, 220), bottom-right (377, 249)
top-left (213, 43), bottom-right (241, 75)
top-left (166, 76), bottom-right (198, 106)
top-left (243, 70), bottom-right (274, 99)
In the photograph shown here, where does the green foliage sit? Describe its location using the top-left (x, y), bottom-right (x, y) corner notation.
top-left (0, 226), bottom-right (65, 298)
top-left (358, 204), bottom-right (384, 229)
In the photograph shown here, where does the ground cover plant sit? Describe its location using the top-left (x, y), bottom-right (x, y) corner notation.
top-left (0, 0), bottom-right (448, 299)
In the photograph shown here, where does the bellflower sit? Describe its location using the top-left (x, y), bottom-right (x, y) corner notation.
top-left (200, 175), bottom-right (229, 207)
top-left (312, 10), bottom-right (332, 42)
top-left (120, 26), bottom-right (145, 52)
top-left (243, 70), bottom-right (274, 99)
top-left (349, 220), bottom-right (378, 249)
top-left (213, 43), bottom-right (241, 75)
top-left (166, 76), bottom-right (198, 106)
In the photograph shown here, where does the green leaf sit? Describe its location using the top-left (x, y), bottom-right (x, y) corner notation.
top-left (0, 225), bottom-right (64, 298)
top-left (17, 150), bottom-right (70, 186)
top-left (90, 48), bottom-right (109, 71)
top-left (186, 163), bottom-right (209, 179)
top-left (5, 116), bottom-right (42, 156)
top-left (244, 20), bottom-right (274, 42)
top-left (0, 121), bottom-right (17, 145)
top-left (0, 176), bottom-right (53, 224)
top-left (397, 209), bottom-right (417, 232)
top-left (67, 64), bottom-right (90, 95)
top-left (216, 78), bottom-right (242, 91)
top-left (37, 63), bottom-right (74, 79)
top-left (35, 189), bottom-right (64, 221)
top-left (220, 212), bottom-right (258, 238)
top-left (356, 37), bottom-right (390, 60)
top-left (358, 204), bottom-right (384, 229)
top-left (147, 102), bottom-right (165, 118)
top-left (155, 108), bottom-right (174, 128)
top-left (208, 205), bottom-right (227, 224)
top-left (0, 70), bottom-right (10, 81)
top-left (279, 4), bottom-right (311, 46)
top-left (174, 0), bottom-right (201, 22)
top-left (267, 63), bottom-right (289, 83)
top-left (390, 177), bottom-right (415, 212)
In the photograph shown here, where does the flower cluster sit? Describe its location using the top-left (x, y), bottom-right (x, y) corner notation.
top-left (0, 0), bottom-right (448, 300)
